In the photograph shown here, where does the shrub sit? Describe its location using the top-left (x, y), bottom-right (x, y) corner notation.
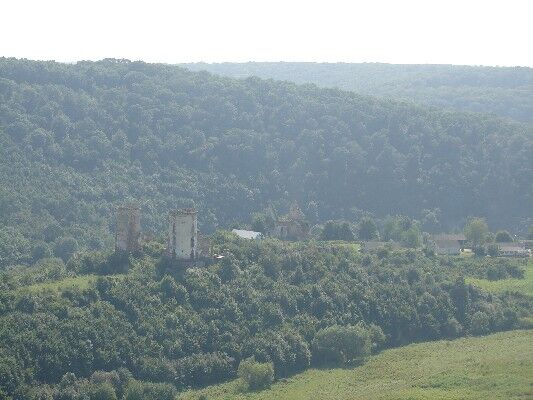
top-left (53, 237), bottom-right (78, 262)
top-left (495, 231), bottom-right (513, 242)
top-left (175, 352), bottom-right (234, 387)
top-left (368, 324), bottom-right (387, 350)
top-left (470, 311), bottom-right (490, 335)
top-left (237, 357), bottom-right (274, 391)
top-left (124, 380), bottom-right (176, 400)
top-left (312, 324), bottom-right (371, 366)
top-left (89, 382), bottom-right (117, 400)
top-left (486, 243), bottom-right (500, 258)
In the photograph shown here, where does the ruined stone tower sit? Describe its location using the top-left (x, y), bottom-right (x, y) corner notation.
top-left (167, 208), bottom-right (198, 260)
top-left (115, 204), bottom-right (141, 253)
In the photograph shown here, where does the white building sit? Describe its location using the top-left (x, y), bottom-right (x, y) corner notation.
top-left (232, 229), bottom-right (263, 240)
top-left (167, 208), bottom-right (198, 260)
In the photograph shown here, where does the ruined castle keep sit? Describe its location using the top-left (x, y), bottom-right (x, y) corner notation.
top-left (114, 204), bottom-right (211, 263)
top-left (115, 204), bottom-right (141, 253)
top-left (272, 202), bottom-right (310, 241)
top-left (167, 208), bottom-right (198, 260)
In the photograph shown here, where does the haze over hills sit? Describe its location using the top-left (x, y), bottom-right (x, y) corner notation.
top-left (183, 62), bottom-right (533, 125)
top-left (0, 57), bottom-right (532, 400)
top-left (0, 57), bottom-right (532, 267)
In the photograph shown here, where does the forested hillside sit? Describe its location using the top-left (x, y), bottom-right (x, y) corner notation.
top-left (0, 58), bottom-right (532, 267)
top-left (0, 236), bottom-right (531, 399)
top-left (182, 330), bottom-right (533, 400)
top-left (184, 62), bottom-right (533, 124)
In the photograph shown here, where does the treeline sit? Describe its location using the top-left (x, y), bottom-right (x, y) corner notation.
top-left (184, 62), bottom-right (533, 124)
top-left (0, 235), bottom-right (531, 398)
top-left (0, 58), bottom-right (532, 269)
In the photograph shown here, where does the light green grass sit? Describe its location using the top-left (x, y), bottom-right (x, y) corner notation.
top-left (466, 260), bottom-right (533, 297)
top-left (19, 274), bottom-right (99, 293)
top-left (325, 241), bottom-right (361, 252)
top-left (180, 330), bottom-right (533, 400)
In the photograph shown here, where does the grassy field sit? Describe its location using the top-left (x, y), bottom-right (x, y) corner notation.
top-left (180, 330), bottom-right (533, 400)
top-left (466, 260), bottom-right (533, 297)
top-left (18, 274), bottom-right (99, 293)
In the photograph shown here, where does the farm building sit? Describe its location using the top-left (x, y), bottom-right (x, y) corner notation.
top-left (497, 242), bottom-right (530, 257)
top-left (232, 229), bottom-right (263, 240)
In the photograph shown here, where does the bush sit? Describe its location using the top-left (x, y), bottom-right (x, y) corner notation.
top-left (175, 352), bottom-right (234, 387)
top-left (237, 357), bottom-right (274, 391)
top-left (486, 243), bottom-right (500, 258)
top-left (53, 237), bottom-right (78, 262)
top-left (124, 380), bottom-right (176, 400)
top-left (470, 311), bottom-right (490, 335)
top-left (472, 245), bottom-right (486, 257)
top-left (495, 231), bottom-right (513, 242)
top-left (89, 382), bottom-right (117, 400)
top-left (312, 324), bottom-right (371, 366)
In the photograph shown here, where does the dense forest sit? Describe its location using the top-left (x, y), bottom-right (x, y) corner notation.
top-left (0, 58), bottom-right (532, 268)
top-left (183, 62), bottom-right (533, 124)
top-left (0, 235), bottom-right (531, 399)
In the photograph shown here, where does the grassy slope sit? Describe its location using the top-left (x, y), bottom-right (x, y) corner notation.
top-left (14, 273), bottom-right (126, 294)
top-left (19, 275), bottom-right (98, 293)
top-left (180, 330), bottom-right (533, 400)
top-left (466, 260), bottom-right (533, 297)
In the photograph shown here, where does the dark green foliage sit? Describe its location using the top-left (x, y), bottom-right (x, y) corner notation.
top-left (124, 381), bottom-right (176, 400)
top-left (174, 352), bottom-right (234, 387)
top-left (470, 311), bottom-right (490, 335)
top-left (487, 243), bottom-right (500, 257)
top-left (0, 228), bottom-right (30, 268)
top-left (0, 58), bottom-right (531, 272)
top-left (88, 383), bottom-right (117, 400)
top-left (184, 62), bottom-right (533, 124)
top-left (464, 218), bottom-right (489, 247)
top-left (357, 217), bottom-right (378, 240)
top-left (0, 257), bottom-right (70, 291)
top-left (312, 324), bottom-right (371, 366)
top-left (53, 237), bottom-right (78, 262)
top-left (0, 237), bottom-right (530, 398)
top-left (382, 216), bottom-right (421, 247)
top-left (320, 221), bottom-right (354, 241)
top-left (495, 231), bottom-right (513, 242)
top-left (237, 357), bottom-right (274, 391)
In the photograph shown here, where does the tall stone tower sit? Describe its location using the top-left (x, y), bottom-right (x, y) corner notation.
top-left (167, 208), bottom-right (198, 260)
top-left (115, 204), bottom-right (141, 253)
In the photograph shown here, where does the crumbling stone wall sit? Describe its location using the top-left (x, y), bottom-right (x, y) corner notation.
top-left (167, 208), bottom-right (198, 260)
top-left (115, 204), bottom-right (141, 253)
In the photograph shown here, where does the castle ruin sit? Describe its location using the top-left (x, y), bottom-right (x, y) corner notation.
top-left (167, 208), bottom-right (198, 260)
top-left (115, 204), bottom-right (141, 253)
top-left (272, 202), bottom-right (310, 241)
top-left (114, 204), bottom-right (211, 264)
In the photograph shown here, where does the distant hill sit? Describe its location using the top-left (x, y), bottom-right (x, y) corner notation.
top-left (0, 58), bottom-right (532, 266)
top-left (183, 62), bottom-right (533, 124)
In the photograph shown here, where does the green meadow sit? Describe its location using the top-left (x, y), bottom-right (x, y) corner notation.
top-left (466, 260), bottom-right (533, 297)
top-left (180, 330), bottom-right (533, 400)
top-left (16, 274), bottom-right (98, 293)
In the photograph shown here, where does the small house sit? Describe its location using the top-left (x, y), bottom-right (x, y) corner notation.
top-left (497, 242), bottom-right (530, 258)
top-left (434, 239), bottom-right (461, 255)
top-left (232, 229), bottom-right (263, 240)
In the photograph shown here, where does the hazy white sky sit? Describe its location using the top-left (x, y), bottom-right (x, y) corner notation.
top-left (1, 0), bottom-right (532, 66)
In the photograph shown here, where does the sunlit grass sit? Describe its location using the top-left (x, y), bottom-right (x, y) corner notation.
top-left (466, 260), bottom-right (533, 297)
top-left (179, 330), bottom-right (533, 400)
top-left (17, 274), bottom-right (98, 293)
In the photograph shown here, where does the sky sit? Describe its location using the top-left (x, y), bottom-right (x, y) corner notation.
top-left (1, 0), bottom-right (532, 67)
